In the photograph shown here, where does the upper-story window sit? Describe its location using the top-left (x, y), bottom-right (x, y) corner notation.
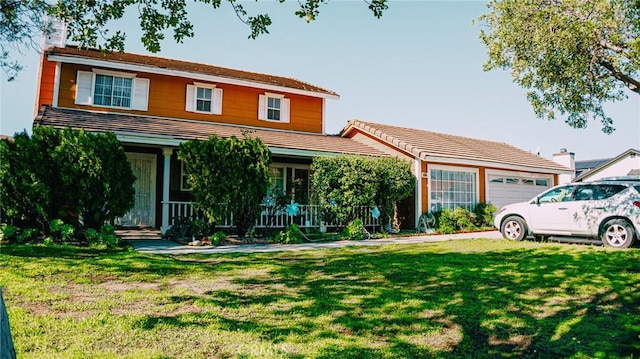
top-left (186, 83), bottom-right (222, 115)
top-left (94, 74), bottom-right (132, 108)
top-left (258, 93), bottom-right (290, 123)
top-left (75, 70), bottom-right (149, 111)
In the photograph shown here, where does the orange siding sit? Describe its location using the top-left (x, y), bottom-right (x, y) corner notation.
top-left (37, 57), bottom-right (57, 108)
top-left (56, 63), bottom-right (324, 133)
top-left (478, 167), bottom-right (486, 203)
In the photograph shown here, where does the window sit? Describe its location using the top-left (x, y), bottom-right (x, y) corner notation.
top-left (535, 179), bottom-right (549, 187)
top-left (196, 87), bottom-right (212, 112)
top-left (258, 93), bottom-right (290, 123)
top-left (430, 167), bottom-right (478, 211)
top-left (185, 83), bottom-right (223, 115)
top-left (94, 74), bottom-right (132, 108)
top-left (538, 186), bottom-right (574, 203)
top-left (266, 165), bottom-right (311, 204)
top-left (267, 97), bottom-right (281, 121)
top-left (75, 70), bottom-right (149, 111)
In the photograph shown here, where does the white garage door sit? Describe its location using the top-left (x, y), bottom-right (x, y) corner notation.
top-left (487, 174), bottom-right (553, 209)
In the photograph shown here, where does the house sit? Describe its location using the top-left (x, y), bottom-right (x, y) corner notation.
top-left (341, 120), bottom-right (573, 224)
top-left (33, 44), bottom-right (385, 234)
top-left (552, 148), bottom-right (640, 182)
top-left (572, 149), bottom-right (640, 182)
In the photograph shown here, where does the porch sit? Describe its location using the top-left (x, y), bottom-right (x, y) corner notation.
top-left (164, 201), bottom-right (381, 232)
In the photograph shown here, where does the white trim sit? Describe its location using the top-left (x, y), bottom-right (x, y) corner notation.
top-left (92, 68), bottom-right (137, 78)
top-left (264, 92), bottom-right (285, 99)
top-left (52, 62), bottom-right (61, 107)
top-left (112, 131), bottom-right (358, 158)
top-left (49, 54), bottom-right (340, 100)
top-left (414, 157), bottom-right (422, 222)
top-left (423, 155), bottom-right (571, 174)
top-left (321, 98), bottom-right (326, 135)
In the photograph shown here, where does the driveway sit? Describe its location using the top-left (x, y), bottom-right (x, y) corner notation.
top-left (129, 230), bottom-right (503, 255)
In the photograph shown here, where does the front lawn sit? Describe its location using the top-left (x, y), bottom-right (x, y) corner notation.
top-left (1, 239), bottom-right (639, 358)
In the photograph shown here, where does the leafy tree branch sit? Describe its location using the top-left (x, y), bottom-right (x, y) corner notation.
top-left (478, 0), bottom-right (639, 134)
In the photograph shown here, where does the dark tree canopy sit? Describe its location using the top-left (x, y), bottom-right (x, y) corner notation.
top-left (478, 0), bottom-right (640, 133)
top-left (1, 0), bottom-right (388, 80)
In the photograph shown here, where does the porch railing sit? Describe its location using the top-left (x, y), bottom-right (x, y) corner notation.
top-left (164, 201), bottom-right (380, 230)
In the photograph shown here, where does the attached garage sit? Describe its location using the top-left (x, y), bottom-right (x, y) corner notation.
top-left (341, 120), bottom-right (573, 227)
top-left (486, 171), bottom-right (553, 209)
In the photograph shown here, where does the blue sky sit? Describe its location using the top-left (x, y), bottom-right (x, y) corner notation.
top-left (1, 0), bottom-right (638, 161)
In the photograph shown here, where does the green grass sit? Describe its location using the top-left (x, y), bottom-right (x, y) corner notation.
top-left (1, 239), bottom-right (639, 358)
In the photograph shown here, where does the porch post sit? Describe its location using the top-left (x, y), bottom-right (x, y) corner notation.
top-left (161, 147), bottom-right (173, 236)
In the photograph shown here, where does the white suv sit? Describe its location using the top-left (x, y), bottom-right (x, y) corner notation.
top-left (493, 179), bottom-right (640, 248)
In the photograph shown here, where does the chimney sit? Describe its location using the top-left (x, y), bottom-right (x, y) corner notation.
top-left (41, 17), bottom-right (67, 49)
top-left (553, 148), bottom-right (575, 184)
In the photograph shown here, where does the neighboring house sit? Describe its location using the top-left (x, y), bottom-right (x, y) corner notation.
top-left (552, 148), bottom-right (640, 182)
top-left (341, 120), bottom-right (573, 224)
top-left (33, 44), bottom-right (384, 233)
top-left (572, 149), bottom-right (640, 182)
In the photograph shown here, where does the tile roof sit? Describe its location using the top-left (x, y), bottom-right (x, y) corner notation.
top-left (48, 46), bottom-right (338, 97)
top-left (35, 106), bottom-right (385, 157)
top-left (343, 120), bottom-right (571, 172)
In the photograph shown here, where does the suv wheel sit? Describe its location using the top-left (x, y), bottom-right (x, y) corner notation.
top-left (601, 219), bottom-right (636, 249)
top-left (501, 216), bottom-right (527, 241)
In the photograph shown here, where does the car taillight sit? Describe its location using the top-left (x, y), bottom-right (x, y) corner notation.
top-left (634, 201), bottom-right (640, 208)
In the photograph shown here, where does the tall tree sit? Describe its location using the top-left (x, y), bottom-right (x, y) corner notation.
top-left (478, 0), bottom-right (640, 133)
top-left (1, 0), bottom-right (388, 80)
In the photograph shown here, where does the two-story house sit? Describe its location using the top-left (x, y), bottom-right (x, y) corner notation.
top-left (33, 44), bottom-right (384, 234)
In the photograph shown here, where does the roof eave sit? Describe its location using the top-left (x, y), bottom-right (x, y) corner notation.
top-left (48, 53), bottom-right (340, 100)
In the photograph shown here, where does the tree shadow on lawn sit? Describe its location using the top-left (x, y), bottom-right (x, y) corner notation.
top-left (165, 244), bottom-right (640, 358)
top-left (5, 241), bottom-right (640, 357)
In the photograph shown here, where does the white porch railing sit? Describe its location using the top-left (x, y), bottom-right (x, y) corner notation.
top-left (163, 201), bottom-right (381, 230)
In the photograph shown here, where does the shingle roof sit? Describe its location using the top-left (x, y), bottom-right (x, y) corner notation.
top-left (343, 120), bottom-right (571, 172)
top-left (35, 106), bottom-right (384, 157)
top-left (575, 158), bottom-right (610, 171)
top-left (48, 46), bottom-right (338, 97)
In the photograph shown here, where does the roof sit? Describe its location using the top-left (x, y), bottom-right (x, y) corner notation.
top-left (47, 46), bottom-right (338, 98)
top-left (573, 148), bottom-right (640, 182)
top-left (0, 134), bottom-right (13, 141)
top-left (342, 120), bottom-right (572, 173)
top-left (34, 106), bottom-right (385, 157)
top-left (575, 158), bottom-right (610, 171)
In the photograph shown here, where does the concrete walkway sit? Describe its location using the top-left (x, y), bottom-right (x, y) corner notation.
top-left (129, 230), bottom-right (504, 255)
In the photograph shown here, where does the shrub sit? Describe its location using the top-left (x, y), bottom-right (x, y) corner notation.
top-left (50, 219), bottom-right (75, 243)
top-left (474, 202), bottom-right (497, 227)
top-left (342, 219), bottom-right (364, 241)
top-left (435, 210), bottom-right (455, 234)
top-left (16, 228), bottom-right (39, 244)
top-left (0, 224), bottom-right (18, 242)
top-left (179, 134), bottom-right (271, 238)
top-left (451, 207), bottom-right (475, 231)
top-left (272, 224), bottom-right (303, 244)
top-left (208, 231), bottom-right (227, 246)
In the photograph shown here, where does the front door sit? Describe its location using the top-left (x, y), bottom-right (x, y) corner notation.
top-left (118, 153), bottom-right (157, 227)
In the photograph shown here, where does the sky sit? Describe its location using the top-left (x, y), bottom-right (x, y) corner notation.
top-left (1, 0), bottom-right (639, 162)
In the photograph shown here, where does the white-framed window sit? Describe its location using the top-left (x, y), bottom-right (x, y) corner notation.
top-left (185, 82), bottom-right (222, 115)
top-left (75, 70), bottom-right (149, 111)
top-left (429, 165), bottom-right (479, 212)
top-left (258, 93), bottom-right (290, 123)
